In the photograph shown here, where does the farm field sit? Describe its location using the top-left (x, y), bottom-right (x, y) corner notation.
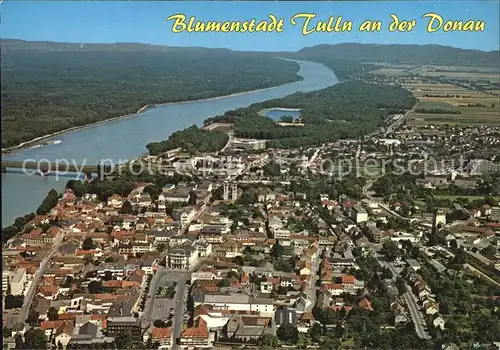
top-left (372, 64), bottom-right (500, 82)
top-left (403, 83), bottom-right (500, 126)
top-left (433, 195), bottom-right (500, 202)
top-left (371, 68), bottom-right (409, 76)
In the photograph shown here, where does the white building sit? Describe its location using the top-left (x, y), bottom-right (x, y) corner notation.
top-left (197, 293), bottom-right (274, 317)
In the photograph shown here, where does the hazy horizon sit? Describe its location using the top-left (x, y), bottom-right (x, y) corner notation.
top-left (3, 38), bottom-right (499, 54)
top-left (2, 1), bottom-right (499, 52)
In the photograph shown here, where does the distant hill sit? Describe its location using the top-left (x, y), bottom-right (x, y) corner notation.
top-left (1, 39), bottom-right (301, 148)
top-left (295, 43), bottom-right (499, 68)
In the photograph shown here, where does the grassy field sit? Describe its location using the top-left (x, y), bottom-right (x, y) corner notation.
top-left (403, 83), bottom-right (500, 126)
top-left (414, 101), bottom-right (458, 111)
top-left (372, 64), bottom-right (500, 82)
top-left (433, 195), bottom-right (500, 202)
top-left (408, 66), bottom-right (500, 82)
top-left (372, 68), bottom-right (408, 76)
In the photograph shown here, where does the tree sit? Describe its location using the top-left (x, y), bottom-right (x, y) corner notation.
top-left (36, 189), bottom-right (59, 215)
top-left (271, 242), bottom-right (284, 260)
top-left (310, 322), bottom-right (322, 342)
top-left (453, 248), bottom-right (467, 265)
top-left (88, 280), bottom-right (103, 294)
top-left (157, 243), bottom-right (167, 252)
top-left (217, 279), bottom-right (230, 288)
top-left (276, 323), bottom-right (299, 344)
top-left (14, 333), bottom-right (23, 349)
top-left (114, 329), bottom-right (134, 349)
top-left (120, 200), bottom-right (134, 214)
top-left (23, 328), bottom-right (48, 349)
top-left (3, 327), bottom-right (11, 339)
top-left (381, 241), bottom-right (401, 262)
top-left (226, 270), bottom-right (239, 280)
top-left (26, 309), bottom-right (40, 325)
top-left (153, 319), bottom-right (167, 328)
top-left (81, 237), bottom-right (95, 250)
top-left (450, 239), bottom-right (458, 252)
top-left (47, 306), bottom-right (59, 321)
top-left (258, 334), bottom-right (279, 348)
top-left (232, 256), bottom-right (244, 266)
top-left (4, 295), bottom-right (24, 310)
top-left (188, 191), bottom-right (197, 205)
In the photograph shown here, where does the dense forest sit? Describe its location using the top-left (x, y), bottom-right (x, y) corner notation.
top-left (146, 125), bottom-right (229, 155)
top-left (1, 40), bottom-right (301, 148)
top-left (205, 82), bottom-right (417, 148)
top-left (292, 43), bottom-right (499, 68)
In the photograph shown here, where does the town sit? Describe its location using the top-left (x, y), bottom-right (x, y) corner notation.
top-left (3, 76), bottom-right (500, 350)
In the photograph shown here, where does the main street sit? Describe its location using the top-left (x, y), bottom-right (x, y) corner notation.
top-left (305, 247), bottom-right (323, 312)
top-left (380, 260), bottom-right (431, 340)
top-left (170, 280), bottom-right (188, 350)
top-left (17, 230), bottom-right (65, 324)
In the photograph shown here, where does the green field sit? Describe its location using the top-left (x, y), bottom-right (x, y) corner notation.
top-left (433, 195), bottom-right (500, 201)
top-left (407, 113), bottom-right (500, 126)
top-left (414, 101), bottom-right (458, 111)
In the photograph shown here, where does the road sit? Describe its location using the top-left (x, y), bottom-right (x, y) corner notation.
top-left (305, 247), bottom-right (323, 312)
top-left (381, 260), bottom-right (431, 340)
top-left (171, 280), bottom-right (188, 350)
top-left (305, 145), bottom-right (325, 169)
top-left (218, 132), bottom-right (234, 153)
top-left (17, 230), bottom-right (65, 324)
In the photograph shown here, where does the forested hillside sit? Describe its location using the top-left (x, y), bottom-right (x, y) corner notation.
top-left (205, 82), bottom-right (417, 148)
top-left (294, 43), bottom-right (499, 68)
top-left (1, 40), bottom-right (301, 148)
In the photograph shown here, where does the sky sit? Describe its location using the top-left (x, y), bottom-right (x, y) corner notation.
top-left (1, 1), bottom-right (499, 52)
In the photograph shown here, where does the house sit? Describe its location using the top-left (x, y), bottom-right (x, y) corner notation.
top-left (358, 298), bottom-right (374, 312)
top-left (199, 227), bottom-right (223, 244)
top-left (167, 242), bottom-right (197, 270)
top-left (197, 293), bottom-right (274, 317)
top-left (391, 302), bottom-right (408, 326)
top-left (106, 317), bottom-right (142, 341)
top-left (107, 195), bottom-right (123, 208)
top-left (425, 304), bottom-right (439, 316)
top-left (481, 204), bottom-right (492, 217)
top-left (351, 206), bottom-right (368, 223)
top-left (179, 318), bottom-right (209, 347)
top-left (274, 308), bottom-right (297, 327)
top-left (53, 321), bottom-right (74, 349)
top-left (150, 327), bottom-right (172, 347)
top-left (224, 315), bottom-right (271, 341)
top-left (297, 312), bottom-right (315, 332)
top-left (163, 189), bottom-right (191, 203)
top-left (433, 316), bottom-right (446, 330)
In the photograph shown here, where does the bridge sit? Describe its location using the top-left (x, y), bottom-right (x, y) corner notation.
top-left (1, 160), bottom-right (115, 175)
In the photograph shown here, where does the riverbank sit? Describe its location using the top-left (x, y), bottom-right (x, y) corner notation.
top-left (2, 82), bottom-right (299, 154)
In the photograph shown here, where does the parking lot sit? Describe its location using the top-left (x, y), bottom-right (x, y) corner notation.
top-left (150, 298), bottom-right (175, 322)
top-left (142, 268), bottom-right (191, 323)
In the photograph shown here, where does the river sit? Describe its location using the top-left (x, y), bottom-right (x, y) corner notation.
top-left (2, 60), bottom-right (338, 226)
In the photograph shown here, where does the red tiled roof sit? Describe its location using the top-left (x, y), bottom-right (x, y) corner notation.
top-left (152, 327), bottom-right (172, 340)
top-left (358, 298), bottom-right (374, 311)
top-left (181, 327), bottom-right (209, 339)
top-left (40, 320), bottom-right (66, 330)
top-left (341, 275), bottom-right (355, 284)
